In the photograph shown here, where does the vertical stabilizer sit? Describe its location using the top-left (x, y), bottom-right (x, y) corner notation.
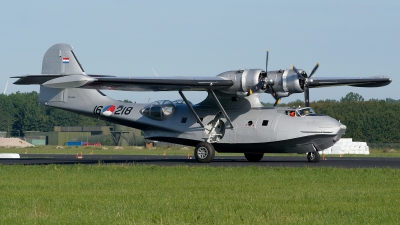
top-left (42, 43), bottom-right (85, 75)
top-left (39, 44), bottom-right (116, 112)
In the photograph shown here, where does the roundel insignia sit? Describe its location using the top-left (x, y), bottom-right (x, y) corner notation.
top-left (102, 105), bottom-right (116, 116)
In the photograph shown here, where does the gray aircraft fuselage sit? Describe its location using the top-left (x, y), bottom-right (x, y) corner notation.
top-left (42, 87), bottom-right (345, 154)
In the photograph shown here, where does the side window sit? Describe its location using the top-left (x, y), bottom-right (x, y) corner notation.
top-left (262, 120), bottom-right (268, 126)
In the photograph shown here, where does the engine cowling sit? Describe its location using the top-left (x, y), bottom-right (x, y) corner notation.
top-left (217, 69), bottom-right (263, 95)
top-left (217, 69), bottom-right (304, 97)
top-left (268, 69), bottom-right (304, 96)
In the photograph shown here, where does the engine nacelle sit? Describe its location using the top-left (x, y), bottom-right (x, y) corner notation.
top-left (268, 69), bottom-right (304, 94)
top-left (217, 69), bottom-right (304, 97)
top-left (217, 69), bottom-right (263, 95)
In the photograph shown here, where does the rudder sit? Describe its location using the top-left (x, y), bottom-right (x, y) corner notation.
top-left (42, 43), bottom-right (85, 75)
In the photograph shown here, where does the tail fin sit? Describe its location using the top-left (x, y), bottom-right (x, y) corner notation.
top-left (42, 43), bottom-right (85, 75)
top-left (40, 43), bottom-right (86, 104)
top-left (10, 43), bottom-right (116, 115)
top-left (38, 44), bottom-right (115, 111)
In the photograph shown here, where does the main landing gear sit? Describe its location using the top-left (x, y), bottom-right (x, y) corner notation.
top-left (307, 151), bottom-right (320, 163)
top-left (244, 153), bottom-right (264, 162)
top-left (194, 142), bottom-right (215, 163)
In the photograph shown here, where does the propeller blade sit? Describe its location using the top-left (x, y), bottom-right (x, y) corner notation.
top-left (266, 49), bottom-right (269, 72)
top-left (309, 63), bottom-right (320, 78)
top-left (247, 88), bottom-right (253, 96)
top-left (291, 64), bottom-right (300, 74)
top-left (292, 64), bottom-right (307, 80)
top-left (304, 86), bottom-right (310, 107)
top-left (269, 84), bottom-right (281, 106)
top-left (247, 81), bottom-right (263, 96)
top-left (273, 98), bottom-right (281, 106)
top-left (248, 49), bottom-right (269, 96)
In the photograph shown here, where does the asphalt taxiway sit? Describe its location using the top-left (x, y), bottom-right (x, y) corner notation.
top-left (0, 154), bottom-right (399, 168)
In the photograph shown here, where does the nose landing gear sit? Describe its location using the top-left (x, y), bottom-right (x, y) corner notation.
top-left (307, 151), bottom-right (320, 163)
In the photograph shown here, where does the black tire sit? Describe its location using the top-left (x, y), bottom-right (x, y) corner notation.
top-left (194, 142), bottom-right (215, 163)
top-left (244, 153), bottom-right (264, 162)
top-left (307, 151), bottom-right (320, 163)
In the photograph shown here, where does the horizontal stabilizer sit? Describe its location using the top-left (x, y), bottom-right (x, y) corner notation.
top-left (43, 74), bottom-right (96, 88)
top-left (12, 74), bottom-right (114, 85)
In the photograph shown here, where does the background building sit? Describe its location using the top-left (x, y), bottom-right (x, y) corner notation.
top-left (23, 125), bottom-right (145, 146)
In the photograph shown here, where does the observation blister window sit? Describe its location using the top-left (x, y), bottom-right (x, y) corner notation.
top-left (140, 100), bottom-right (176, 121)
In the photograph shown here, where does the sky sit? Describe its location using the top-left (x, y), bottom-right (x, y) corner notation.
top-left (1, 0), bottom-right (399, 104)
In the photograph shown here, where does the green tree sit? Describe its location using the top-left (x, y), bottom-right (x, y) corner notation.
top-left (0, 94), bottom-right (14, 136)
top-left (340, 92), bottom-right (364, 102)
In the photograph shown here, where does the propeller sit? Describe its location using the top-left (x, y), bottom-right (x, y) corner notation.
top-left (248, 49), bottom-right (269, 95)
top-left (292, 63), bottom-right (320, 107)
top-left (248, 50), bottom-right (280, 105)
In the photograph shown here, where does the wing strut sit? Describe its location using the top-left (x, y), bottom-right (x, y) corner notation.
top-left (208, 89), bottom-right (234, 129)
top-left (178, 91), bottom-right (204, 128)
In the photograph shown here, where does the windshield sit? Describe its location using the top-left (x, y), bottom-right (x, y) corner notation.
top-left (296, 107), bottom-right (315, 116)
top-left (285, 107), bottom-right (316, 117)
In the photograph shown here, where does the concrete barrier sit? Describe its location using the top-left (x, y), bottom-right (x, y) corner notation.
top-left (321, 138), bottom-right (369, 155)
top-left (0, 153), bottom-right (21, 158)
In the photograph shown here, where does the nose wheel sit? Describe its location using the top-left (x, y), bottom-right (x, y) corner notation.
top-left (307, 151), bottom-right (320, 163)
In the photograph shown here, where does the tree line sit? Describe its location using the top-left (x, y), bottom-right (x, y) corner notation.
top-left (0, 92), bottom-right (110, 137)
top-left (0, 91), bottom-right (399, 143)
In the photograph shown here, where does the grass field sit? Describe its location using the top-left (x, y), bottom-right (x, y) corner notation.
top-left (0, 165), bottom-right (400, 224)
top-left (1, 145), bottom-right (400, 157)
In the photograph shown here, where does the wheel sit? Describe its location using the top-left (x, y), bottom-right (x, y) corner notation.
top-left (194, 142), bottom-right (215, 163)
top-left (307, 151), bottom-right (320, 163)
top-left (244, 153), bottom-right (264, 162)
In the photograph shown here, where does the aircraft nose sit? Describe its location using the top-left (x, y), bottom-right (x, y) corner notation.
top-left (334, 124), bottom-right (347, 142)
top-left (307, 117), bottom-right (347, 151)
top-left (300, 116), bottom-right (344, 135)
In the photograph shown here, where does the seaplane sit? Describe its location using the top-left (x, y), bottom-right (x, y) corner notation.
top-left (12, 44), bottom-right (391, 163)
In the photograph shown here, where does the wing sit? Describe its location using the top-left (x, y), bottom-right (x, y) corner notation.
top-left (308, 76), bottom-right (391, 88)
top-left (11, 43), bottom-right (392, 99)
top-left (85, 76), bottom-right (233, 91)
top-left (12, 74), bottom-right (234, 91)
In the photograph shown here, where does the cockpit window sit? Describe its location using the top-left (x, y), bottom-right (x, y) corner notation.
top-left (285, 107), bottom-right (316, 117)
top-left (141, 100), bottom-right (176, 121)
top-left (297, 107), bottom-right (315, 116)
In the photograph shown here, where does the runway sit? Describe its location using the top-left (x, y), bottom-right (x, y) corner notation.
top-left (1, 154), bottom-right (400, 168)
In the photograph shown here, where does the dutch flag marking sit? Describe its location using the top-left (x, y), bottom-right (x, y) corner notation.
top-left (62, 57), bottom-right (70, 64)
